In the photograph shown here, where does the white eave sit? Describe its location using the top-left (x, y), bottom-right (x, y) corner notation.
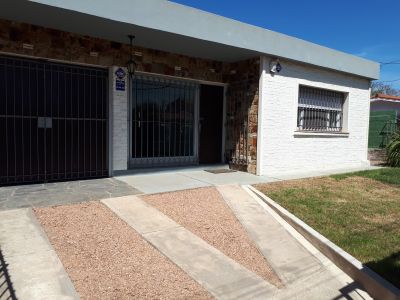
top-left (0, 0), bottom-right (380, 80)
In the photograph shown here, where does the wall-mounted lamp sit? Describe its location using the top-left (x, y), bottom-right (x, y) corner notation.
top-left (127, 34), bottom-right (137, 78)
top-left (270, 58), bottom-right (282, 74)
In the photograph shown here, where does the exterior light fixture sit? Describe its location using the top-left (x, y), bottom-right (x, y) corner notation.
top-left (270, 58), bottom-right (282, 74)
top-left (127, 34), bottom-right (136, 78)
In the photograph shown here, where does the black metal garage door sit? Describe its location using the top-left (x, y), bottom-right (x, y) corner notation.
top-left (0, 55), bottom-right (108, 185)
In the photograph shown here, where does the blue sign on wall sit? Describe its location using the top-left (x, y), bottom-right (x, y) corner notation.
top-left (115, 68), bottom-right (126, 79)
top-left (115, 68), bottom-right (126, 91)
top-left (116, 79), bottom-right (126, 91)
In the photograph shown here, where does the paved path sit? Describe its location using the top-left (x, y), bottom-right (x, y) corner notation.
top-left (0, 178), bottom-right (141, 211)
top-left (102, 196), bottom-right (276, 300)
top-left (217, 185), bottom-right (370, 300)
top-left (116, 165), bottom-right (379, 195)
top-left (0, 208), bottom-right (79, 300)
top-left (116, 169), bottom-right (274, 194)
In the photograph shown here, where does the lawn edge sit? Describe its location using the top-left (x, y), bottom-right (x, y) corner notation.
top-left (246, 185), bottom-right (400, 300)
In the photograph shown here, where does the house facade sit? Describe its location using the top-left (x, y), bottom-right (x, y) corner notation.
top-left (0, 0), bottom-right (379, 185)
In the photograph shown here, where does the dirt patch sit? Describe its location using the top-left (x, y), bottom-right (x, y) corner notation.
top-left (255, 176), bottom-right (400, 202)
top-left (34, 202), bottom-right (212, 300)
top-left (142, 187), bottom-right (282, 287)
top-left (363, 213), bottom-right (398, 225)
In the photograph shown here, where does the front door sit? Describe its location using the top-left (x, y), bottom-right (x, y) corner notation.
top-left (199, 85), bottom-right (224, 164)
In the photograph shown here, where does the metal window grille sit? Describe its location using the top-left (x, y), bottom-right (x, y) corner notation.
top-left (130, 75), bottom-right (198, 167)
top-left (297, 86), bottom-right (344, 132)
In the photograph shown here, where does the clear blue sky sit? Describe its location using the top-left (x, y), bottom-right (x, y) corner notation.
top-left (172, 0), bottom-right (400, 88)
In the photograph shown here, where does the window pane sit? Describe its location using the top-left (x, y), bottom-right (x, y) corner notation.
top-left (298, 86), bottom-right (344, 132)
top-left (132, 76), bottom-right (196, 159)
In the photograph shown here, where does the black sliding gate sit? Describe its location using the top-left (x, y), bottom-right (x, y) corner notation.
top-left (0, 55), bottom-right (109, 185)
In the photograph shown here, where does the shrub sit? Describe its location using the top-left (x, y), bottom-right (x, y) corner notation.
top-left (386, 133), bottom-right (400, 167)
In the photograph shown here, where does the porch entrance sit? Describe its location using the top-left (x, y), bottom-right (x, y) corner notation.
top-left (130, 75), bottom-right (224, 168)
top-left (199, 85), bottom-right (224, 164)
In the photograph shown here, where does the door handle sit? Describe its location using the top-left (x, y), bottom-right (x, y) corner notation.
top-left (38, 117), bottom-right (52, 129)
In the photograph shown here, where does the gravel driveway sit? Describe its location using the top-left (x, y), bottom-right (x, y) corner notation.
top-left (34, 202), bottom-right (212, 300)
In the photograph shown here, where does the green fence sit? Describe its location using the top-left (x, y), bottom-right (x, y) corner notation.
top-left (368, 110), bottom-right (398, 149)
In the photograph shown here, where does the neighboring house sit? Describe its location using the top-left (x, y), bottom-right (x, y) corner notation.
top-left (0, 0), bottom-right (379, 185)
top-left (369, 94), bottom-right (400, 148)
top-left (371, 94), bottom-right (400, 118)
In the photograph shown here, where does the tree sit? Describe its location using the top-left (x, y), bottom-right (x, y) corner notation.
top-left (371, 81), bottom-right (400, 97)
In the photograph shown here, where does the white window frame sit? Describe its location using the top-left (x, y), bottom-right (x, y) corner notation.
top-left (297, 85), bottom-right (347, 133)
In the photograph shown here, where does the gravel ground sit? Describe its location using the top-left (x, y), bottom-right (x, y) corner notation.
top-left (34, 202), bottom-right (212, 300)
top-left (143, 187), bottom-right (282, 287)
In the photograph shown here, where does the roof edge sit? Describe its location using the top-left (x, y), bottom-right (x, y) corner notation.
top-left (24, 0), bottom-right (380, 79)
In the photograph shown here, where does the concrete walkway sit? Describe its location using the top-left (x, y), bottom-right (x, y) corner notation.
top-left (0, 208), bottom-right (79, 300)
top-left (116, 165), bottom-right (380, 195)
top-left (116, 166), bottom-right (271, 194)
top-left (102, 195), bottom-right (276, 300)
top-left (217, 185), bottom-right (370, 300)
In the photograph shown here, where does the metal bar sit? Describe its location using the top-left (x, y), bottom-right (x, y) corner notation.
top-left (95, 71), bottom-right (98, 176)
top-left (50, 64), bottom-right (53, 180)
top-left (140, 78), bottom-right (144, 158)
top-left (5, 60), bottom-right (9, 183)
top-left (69, 67), bottom-right (73, 179)
top-left (100, 74), bottom-right (103, 174)
top-left (64, 66), bottom-right (67, 179)
top-left (173, 83), bottom-right (177, 157)
top-left (36, 62), bottom-right (40, 181)
top-left (163, 79), bottom-right (166, 158)
top-left (188, 85), bottom-right (192, 156)
top-left (28, 62), bottom-right (32, 180)
top-left (157, 77), bottom-right (161, 158)
top-left (168, 80), bottom-right (171, 157)
top-left (44, 63), bottom-right (47, 181)
top-left (13, 59), bottom-right (17, 182)
top-left (89, 69), bottom-right (92, 176)
top-left (21, 60), bottom-right (25, 181)
top-left (146, 79), bottom-right (149, 158)
top-left (152, 79), bottom-right (155, 158)
top-left (183, 84), bottom-right (186, 157)
top-left (57, 65), bottom-right (60, 179)
top-left (82, 69), bottom-right (85, 176)
top-left (179, 84), bottom-right (182, 157)
top-left (77, 68), bottom-right (80, 177)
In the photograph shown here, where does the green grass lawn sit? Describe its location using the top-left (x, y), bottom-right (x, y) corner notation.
top-left (254, 168), bottom-right (400, 288)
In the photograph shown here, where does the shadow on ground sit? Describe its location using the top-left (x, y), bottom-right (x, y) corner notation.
top-left (0, 247), bottom-right (17, 300)
top-left (366, 251), bottom-right (400, 289)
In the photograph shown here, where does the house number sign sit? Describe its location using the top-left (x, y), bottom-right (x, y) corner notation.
top-left (115, 68), bottom-right (126, 91)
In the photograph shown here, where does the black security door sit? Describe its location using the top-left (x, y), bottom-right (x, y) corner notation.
top-left (199, 85), bottom-right (223, 164)
top-left (0, 55), bottom-right (108, 185)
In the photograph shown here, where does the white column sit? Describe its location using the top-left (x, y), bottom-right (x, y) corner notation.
top-left (256, 56), bottom-right (267, 176)
top-left (109, 66), bottom-right (129, 172)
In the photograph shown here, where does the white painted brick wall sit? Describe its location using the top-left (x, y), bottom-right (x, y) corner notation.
top-left (110, 66), bottom-right (128, 171)
top-left (258, 56), bottom-right (371, 176)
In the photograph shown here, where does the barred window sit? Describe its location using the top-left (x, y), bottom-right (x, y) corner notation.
top-left (297, 86), bottom-right (345, 132)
